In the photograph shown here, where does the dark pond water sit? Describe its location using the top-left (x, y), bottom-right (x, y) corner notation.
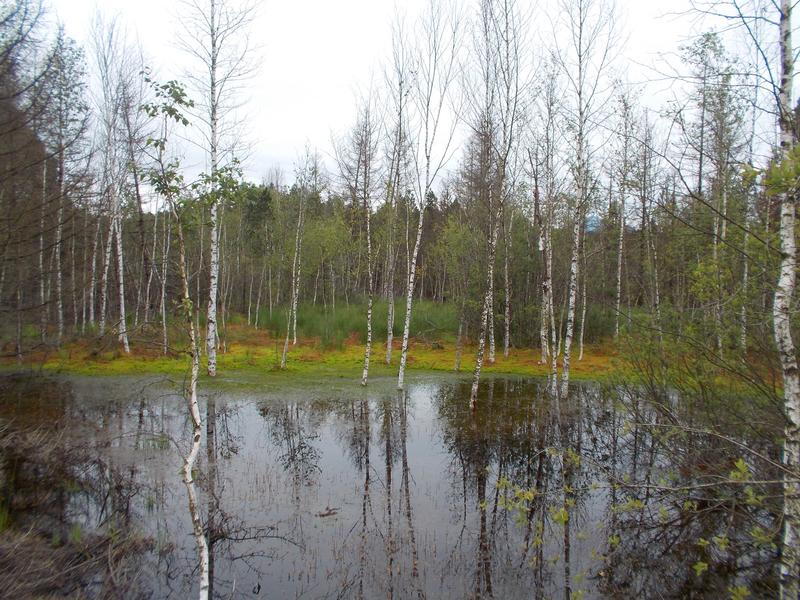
top-left (0, 373), bottom-right (783, 599)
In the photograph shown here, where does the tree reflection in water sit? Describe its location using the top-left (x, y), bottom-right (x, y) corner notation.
top-left (0, 374), bottom-right (783, 598)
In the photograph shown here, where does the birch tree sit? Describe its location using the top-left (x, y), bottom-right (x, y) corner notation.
top-left (764, 3), bottom-right (800, 593)
top-left (383, 19), bottom-right (412, 366)
top-left (142, 74), bottom-right (209, 600)
top-left (179, 0), bottom-right (256, 377)
top-left (34, 31), bottom-right (89, 345)
top-left (281, 149), bottom-right (323, 368)
top-left (91, 15), bottom-right (136, 353)
top-left (469, 0), bottom-right (525, 408)
top-left (397, 0), bottom-right (462, 390)
top-left (683, 3), bottom-right (800, 592)
top-left (612, 87), bottom-right (634, 341)
top-left (529, 57), bottom-right (564, 385)
top-left (554, 0), bottom-right (616, 399)
top-left (336, 98), bottom-right (380, 385)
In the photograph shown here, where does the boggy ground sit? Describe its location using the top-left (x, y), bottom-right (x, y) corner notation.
top-left (3, 323), bottom-right (623, 384)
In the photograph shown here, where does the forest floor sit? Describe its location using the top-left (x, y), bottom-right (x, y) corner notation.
top-left (3, 324), bottom-right (625, 384)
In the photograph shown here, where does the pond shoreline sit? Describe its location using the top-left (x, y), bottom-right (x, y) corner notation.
top-left (2, 338), bottom-right (625, 385)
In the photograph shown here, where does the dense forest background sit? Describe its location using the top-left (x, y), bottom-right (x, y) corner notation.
top-left (6, 0), bottom-right (800, 594)
top-left (0, 0), bottom-right (783, 380)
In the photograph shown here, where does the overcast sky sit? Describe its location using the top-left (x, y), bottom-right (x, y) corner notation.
top-left (49, 0), bottom-right (706, 183)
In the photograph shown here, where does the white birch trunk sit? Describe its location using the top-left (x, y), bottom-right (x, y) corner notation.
top-left (532, 168), bottom-right (550, 364)
top-left (254, 264), bottom-right (265, 329)
top-left (174, 196), bottom-right (209, 600)
top-left (89, 217), bottom-right (101, 328)
top-left (470, 220), bottom-right (500, 408)
top-left (488, 282), bottom-right (496, 364)
top-left (547, 224), bottom-right (558, 397)
top-left (80, 211), bottom-right (89, 333)
top-left (645, 201), bottom-right (663, 343)
top-left (205, 0), bottom-right (221, 377)
top-left (289, 194), bottom-right (305, 346)
top-left (70, 213), bottom-right (78, 331)
top-left (385, 187), bottom-right (398, 365)
top-left (560, 203), bottom-right (582, 400)
top-left (578, 222), bottom-right (587, 361)
top-left (397, 204), bottom-right (425, 390)
top-left (775, 4), bottom-right (800, 595)
top-left (614, 179), bottom-right (625, 340)
top-left (361, 196), bottom-right (374, 386)
top-left (144, 207), bottom-right (159, 325)
top-left (503, 212), bottom-right (513, 359)
top-left (55, 187), bottom-right (63, 346)
top-left (712, 186), bottom-right (723, 356)
top-left (114, 209), bottom-right (130, 353)
top-left (741, 229), bottom-right (749, 351)
top-left (161, 211), bottom-right (171, 355)
top-left (99, 214), bottom-right (114, 337)
top-left (386, 297), bottom-right (395, 364)
top-left (539, 234), bottom-right (549, 364)
top-left (280, 309), bottom-right (290, 369)
top-left (206, 201), bottom-right (220, 375)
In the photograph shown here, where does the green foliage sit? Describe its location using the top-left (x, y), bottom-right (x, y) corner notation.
top-left (256, 298), bottom-right (460, 349)
top-left (693, 561), bottom-right (709, 577)
top-left (765, 144), bottom-right (800, 196)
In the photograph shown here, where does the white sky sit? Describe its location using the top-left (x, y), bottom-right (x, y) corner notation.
top-left (49, 0), bottom-right (709, 183)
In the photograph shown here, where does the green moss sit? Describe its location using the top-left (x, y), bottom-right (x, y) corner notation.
top-left (18, 335), bottom-right (626, 386)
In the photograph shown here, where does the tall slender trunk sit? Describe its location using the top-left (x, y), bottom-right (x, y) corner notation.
top-left (470, 217), bottom-right (500, 409)
top-left (362, 195), bottom-right (374, 386)
top-left (560, 200), bottom-right (583, 399)
top-left (114, 211), bottom-right (130, 353)
top-left (712, 183), bottom-right (723, 355)
top-left (268, 263), bottom-right (273, 319)
top-left (280, 308), bottom-right (290, 369)
top-left (649, 218), bottom-right (662, 342)
top-left (385, 192), bottom-right (397, 364)
top-left (161, 211), bottom-right (171, 355)
top-left (81, 210), bottom-right (89, 333)
top-left (330, 262), bottom-right (335, 312)
top-left (578, 220), bottom-right (587, 361)
top-left (71, 213), bottom-right (77, 331)
top-left (532, 163), bottom-right (550, 364)
top-left (99, 213), bottom-right (114, 336)
top-left (206, 200), bottom-right (220, 374)
top-left (289, 194), bottom-right (305, 346)
top-left (254, 263), bottom-right (265, 329)
top-left (487, 280), bottom-right (496, 364)
top-left (386, 297), bottom-right (395, 364)
top-left (741, 229), bottom-right (749, 351)
top-left (503, 212), bottom-right (513, 359)
top-left (615, 175), bottom-right (625, 340)
top-left (89, 216), bottom-right (101, 328)
top-left (39, 162), bottom-right (47, 342)
top-left (547, 221), bottom-right (558, 397)
top-left (173, 195), bottom-right (209, 600)
top-left (397, 203), bottom-right (425, 390)
top-left (205, 0), bottom-right (220, 378)
top-left (775, 3), bottom-right (800, 596)
top-left (55, 180), bottom-right (64, 346)
top-left (144, 209), bottom-right (158, 325)
top-left (247, 270), bottom-right (254, 324)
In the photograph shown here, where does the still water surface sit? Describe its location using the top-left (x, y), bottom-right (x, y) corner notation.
top-left (0, 374), bottom-right (780, 598)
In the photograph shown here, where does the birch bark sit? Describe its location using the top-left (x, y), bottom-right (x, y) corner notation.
top-left (774, 3), bottom-right (800, 595)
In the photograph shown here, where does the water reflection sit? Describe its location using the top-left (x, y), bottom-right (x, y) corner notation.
top-left (0, 374), bottom-right (782, 598)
